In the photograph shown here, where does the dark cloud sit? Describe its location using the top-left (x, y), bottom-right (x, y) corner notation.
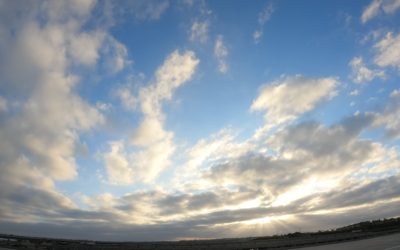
top-left (205, 112), bottom-right (391, 196)
top-left (313, 175), bottom-right (400, 211)
top-left (206, 153), bottom-right (306, 195)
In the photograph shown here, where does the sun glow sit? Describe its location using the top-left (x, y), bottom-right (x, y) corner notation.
top-left (237, 198), bottom-right (262, 209)
top-left (272, 177), bottom-right (338, 207)
top-left (242, 214), bottom-right (293, 225)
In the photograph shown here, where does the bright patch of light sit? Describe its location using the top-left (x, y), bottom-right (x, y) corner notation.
top-left (242, 214), bottom-right (293, 225)
top-left (237, 198), bottom-right (261, 209)
top-left (272, 177), bottom-right (338, 207)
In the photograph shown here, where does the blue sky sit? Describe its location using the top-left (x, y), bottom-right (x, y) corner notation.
top-left (0, 0), bottom-right (400, 241)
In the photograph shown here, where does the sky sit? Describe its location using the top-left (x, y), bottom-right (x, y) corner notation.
top-left (0, 0), bottom-right (400, 241)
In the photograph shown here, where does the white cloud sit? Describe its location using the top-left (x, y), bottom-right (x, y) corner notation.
top-left (103, 36), bottom-right (130, 73)
top-left (131, 134), bottom-right (176, 183)
top-left (104, 141), bottom-right (134, 185)
top-left (68, 31), bottom-right (105, 66)
top-left (115, 85), bottom-right (137, 111)
top-left (382, 0), bottom-right (400, 13)
top-left (0, 1), bottom-right (105, 183)
top-left (349, 56), bottom-right (385, 83)
top-left (361, 0), bottom-right (400, 23)
top-left (138, 50), bottom-right (199, 119)
top-left (350, 89), bottom-right (360, 96)
top-left (253, 2), bottom-right (274, 43)
top-left (172, 129), bottom-right (254, 191)
top-left (251, 75), bottom-right (338, 129)
top-left (372, 89), bottom-right (400, 139)
top-left (41, 0), bottom-right (97, 22)
top-left (132, 50), bottom-right (199, 181)
top-left (361, 0), bottom-right (382, 23)
top-left (186, 130), bottom-right (238, 170)
top-left (132, 117), bottom-right (167, 146)
top-left (190, 21), bottom-right (209, 43)
top-left (103, 50), bottom-right (199, 185)
top-left (214, 35), bottom-right (228, 73)
top-left (0, 0), bottom-right (110, 225)
top-left (153, 50), bottom-right (199, 101)
top-left (374, 32), bottom-right (400, 70)
top-left (207, 113), bottom-right (396, 201)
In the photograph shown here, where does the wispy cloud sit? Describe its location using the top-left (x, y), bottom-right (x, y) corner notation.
top-left (361, 0), bottom-right (400, 23)
top-left (214, 35), bottom-right (229, 73)
top-left (190, 21), bottom-right (209, 43)
top-left (127, 0), bottom-right (170, 21)
top-left (253, 2), bottom-right (275, 43)
top-left (251, 75), bottom-right (338, 130)
top-left (349, 56), bottom-right (385, 83)
top-left (115, 85), bottom-right (137, 111)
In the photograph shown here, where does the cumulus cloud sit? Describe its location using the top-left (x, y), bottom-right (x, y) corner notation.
top-left (204, 112), bottom-right (398, 211)
top-left (132, 50), bottom-right (199, 182)
top-left (253, 2), bottom-right (274, 43)
top-left (349, 56), bottom-right (385, 83)
top-left (314, 175), bottom-right (400, 211)
top-left (104, 142), bottom-right (134, 185)
top-left (68, 31), bottom-right (105, 66)
top-left (186, 130), bottom-right (249, 170)
top-left (0, 0), bottom-right (163, 230)
top-left (374, 32), bottom-right (400, 70)
top-left (0, 0), bottom-right (106, 182)
top-left (251, 75), bottom-right (338, 129)
top-left (214, 35), bottom-right (229, 73)
top-left (172, 129), bottom-right (254, 191)
top-left (190, 21), bottom-right (209, 43)
top-left (103, 50), bottom-right (199, 185)
top-left (0, 0), bottom-right (117, 228)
